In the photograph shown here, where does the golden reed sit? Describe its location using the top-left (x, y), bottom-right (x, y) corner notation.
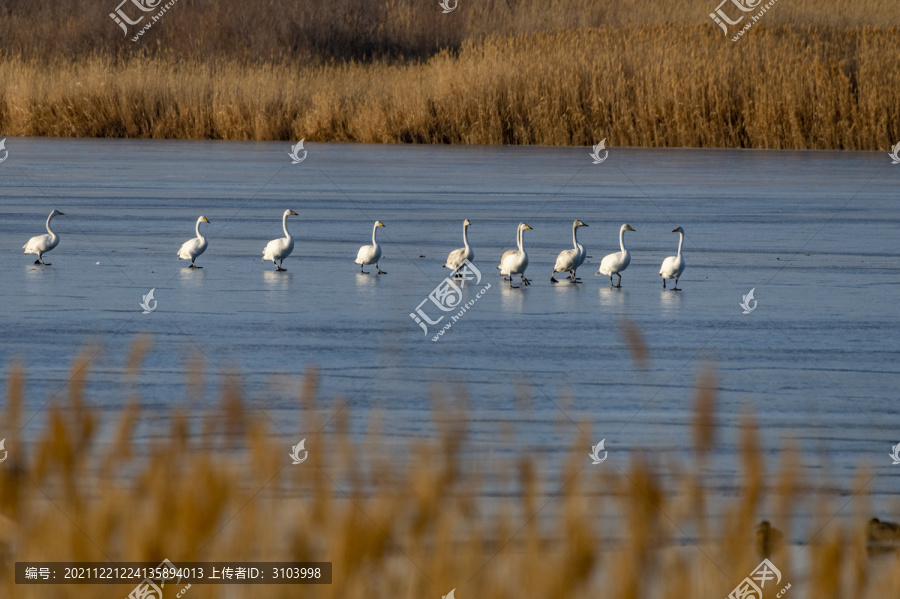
top-left (1, 335), bottom-right (899, 598)
top-left (0, 0), bottom-right (898, 149)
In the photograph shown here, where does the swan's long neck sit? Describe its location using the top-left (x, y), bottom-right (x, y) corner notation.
top-left (572, 223), bottom-right (580, 250)
top-left (371, 223), bottom-right (379, 246)
top-left (619, 227), bottom-right (627, 253)
top-left (517, 226), bottom-right (525, 252)
top-left (282, 213), bottom-right (292, 239)
top-left (195, 218), bottom-right (205, 240)
top-left (462, 223), bottom-right (470, 250)
top-left (46, 212), bottom-right (56, 236)
top-left (676, 231), bottom-right (683, 258)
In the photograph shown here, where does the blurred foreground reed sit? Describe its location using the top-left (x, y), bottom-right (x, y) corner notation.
top-left (1, 339), bottom-right (899, 598)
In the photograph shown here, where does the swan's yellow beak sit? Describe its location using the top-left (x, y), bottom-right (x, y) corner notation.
top-left (672, 228), bottom-right (679, 233)
top-left (57, 211), bottom-right (65, 215)
top-left (377, 221), bottom-right (385, 227)
top-left (290, 210), bottom-right (298, 216)
top-left (627, 225), bottom-right (635, 231)
top-left (524, 224), bottom-right (532, 230)
top-left (202, 217), bottom-right (210, 223)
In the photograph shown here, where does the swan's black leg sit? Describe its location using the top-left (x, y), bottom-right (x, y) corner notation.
top-left (672, 278), bottom-right (680, 291)
top-left (571, 270), bottom-right (582, 283)
top-left (360, 264), bottom-right (367, 274)
top-left (616, 274), bottom-right (622, 288)
top-left (610, 275), bottom-right (614, 288)
top-left (522, 275), bottom-right (531, 286)
top-left (377, 264), bottom-right (386, 275)
top-left (662, 278), bottom-right (666, 289)
top-left (509, 275), bottom-right (518, 289)
top-left (550, 272), bottom-right (559, 283)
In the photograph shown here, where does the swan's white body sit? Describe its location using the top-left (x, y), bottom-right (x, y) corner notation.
top-left (659, 226), bottom-right (686, 290)
top-left (355, 221), bottom-right (386, 274)
top-left (444, 219), bottom-right (474, 275)
top-left (597, 224), bottom-right (635, 287)
top-left (551, 220), bottom-right (588, 283)
top-left (497, 223), bottom-right (532, 288)
top-left (23, 210), bottom-right (64, 265)
top-left (177, 216), bottom-right (210, 267)
top-left (262, 209), bottom-right (298, 270)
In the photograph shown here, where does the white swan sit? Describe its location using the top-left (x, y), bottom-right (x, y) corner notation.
top-left (659, 226), bottom-right (686, 290)
top-left (497, 222), bottom-right (532, 288)
top-left (262, 209), bottom-right (298, 271)
top-left (23, 209), bottom-right (64, 265)
top-left (551, 219), bottom-right (588, 283)
top-left (177, 215), bottom-right (210, 268)
top-left (355, 221), bottom-right (386, 274)
top-left (443, 219), bottom-right (474, 276)
top-left (596, 224), bottom-right (635, 288)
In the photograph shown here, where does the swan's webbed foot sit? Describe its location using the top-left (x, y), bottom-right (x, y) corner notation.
top-left (521, 276), bottom-right (531, 286)
top-left (550, 274), bottom-right (559, 283)
top-left (377, 265), bottom-right (387, 275)
top-left (672, 279), bottom-right (681, 291)
top-left (34, 259), bottom-right (42, 265)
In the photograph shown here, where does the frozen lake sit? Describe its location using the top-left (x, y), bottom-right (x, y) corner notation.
top-left (1, 138), bottom-right (898, 517)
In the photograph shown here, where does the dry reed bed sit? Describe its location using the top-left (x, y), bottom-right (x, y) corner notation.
top-left (1, 25), bottom-right (897, 149)
top-left (3, 0), bottom-right (899, 64)
top-left (1, 341), bottom-right (899, 598)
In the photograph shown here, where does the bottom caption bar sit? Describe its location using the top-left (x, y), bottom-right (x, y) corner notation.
top-left (16, 561), bottom-right (332, 584)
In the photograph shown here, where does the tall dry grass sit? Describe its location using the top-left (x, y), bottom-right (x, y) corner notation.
top-left (0, 0), bottom-right (898, 148)
top-left (1, 338), bottom-right (899, 598)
